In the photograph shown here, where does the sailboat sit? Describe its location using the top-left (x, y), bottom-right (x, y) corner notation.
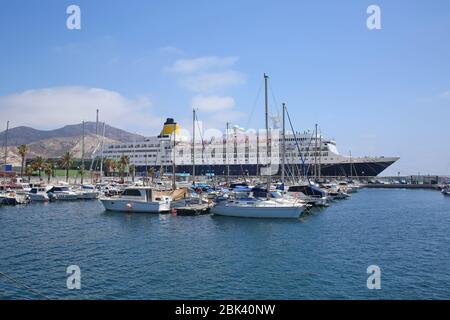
top-left (211, 74), bottom-right (306, 219)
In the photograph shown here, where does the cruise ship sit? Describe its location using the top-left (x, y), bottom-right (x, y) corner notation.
top-left (97, 118), bottom-right (399, 178)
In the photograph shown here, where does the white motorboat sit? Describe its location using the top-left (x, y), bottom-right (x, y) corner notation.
top-left (47, 186), bottom-right (79, 201)
top-left (287, 185), bottom-right (329, 207)
top-left (77, 185), bottom-right (100, 200)
top-left (28, 187), bottom-right (50, 202)
top-left (442, 186), bottom-right (450, 196)
top-left (100, 187), bottom-right (171, 213)
top-left (0, 191), bottom-right (30, 205)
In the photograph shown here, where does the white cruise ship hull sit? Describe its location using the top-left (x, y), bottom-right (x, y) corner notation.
top-left (100, 199), bottom-right (171, 213)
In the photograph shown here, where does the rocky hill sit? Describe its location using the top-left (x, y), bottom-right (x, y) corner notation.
top-left (0, 122), bottom-right (144, 167)
top-left (0, 122), bottom-right (143, 146)
top-left (0, 134), bottom-right (120, 166)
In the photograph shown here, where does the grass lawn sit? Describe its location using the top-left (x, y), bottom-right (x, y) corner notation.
top-left (53, 169), bottom-right (91, 178)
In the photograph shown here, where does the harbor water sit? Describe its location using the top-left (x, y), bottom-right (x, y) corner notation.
top-left (1, 188), bottom-right (449, 299)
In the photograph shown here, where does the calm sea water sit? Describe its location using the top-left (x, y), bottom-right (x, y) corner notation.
top-left (1, 188), bottom-right (449, 300)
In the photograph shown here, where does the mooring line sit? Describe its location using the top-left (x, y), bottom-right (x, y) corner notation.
top-left (0, 270), bottom-right (50, 300)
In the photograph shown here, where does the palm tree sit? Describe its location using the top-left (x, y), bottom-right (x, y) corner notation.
top-left (130, 164), bottom-right (136, 182)
top-left (44, 162), bottom-right (53, 184)
top-left (110, 159), bottom-right (117, 177)
top-left (46, 159), bottom-right (56, 177)
top-left (60, 151), bottom-right (74, 182)
top-left (31, 156), bottom-right (45, 179)
top-left (17, 144), bottom-right (29, 177)
top-left (118, 155), bottom-right (130, 179)
top-left (25, 164), bottom-right (33, 182)
top-left (103, 158), bottom-right (113, 177)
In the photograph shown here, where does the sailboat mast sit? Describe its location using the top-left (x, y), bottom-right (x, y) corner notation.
top-left (264, 73), bottom-right (270, 197)
top-left (314, 123), bottom-right (318, 181)
top-left (81, 121), bottom-right (85, 185)
top-left (318, 129), bottom-right (322, 181)
top-left (349, 150), bottom-right (353, 180)
top-left (281, 103), bottom-right (286, 185)
top-left (192, 109), bottom-right (196, 185)
top-left (99, 122), bottom-right (106, 183)
top-left (226, 121), bottom-right (230, 182)
top-left (172, 126), bottom-right (176, 190)
top-left (3, 121), bottom-right (9, 180)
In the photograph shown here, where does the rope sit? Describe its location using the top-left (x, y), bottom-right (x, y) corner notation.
top-left (0, 270), bottom-right (50, 300)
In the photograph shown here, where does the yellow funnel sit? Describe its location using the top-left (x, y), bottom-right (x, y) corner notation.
top-left (160, 118), bottom-right (180, 136)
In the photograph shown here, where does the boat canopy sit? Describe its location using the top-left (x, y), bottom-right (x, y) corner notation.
top-left (288, 185), bottom-right (326, 197)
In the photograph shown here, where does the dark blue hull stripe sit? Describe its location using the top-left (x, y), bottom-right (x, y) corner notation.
top-left (134, 161), bottom-right (396, 177)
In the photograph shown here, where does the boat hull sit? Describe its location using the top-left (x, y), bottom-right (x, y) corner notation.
top-left (52, 193), bottom-right (79, 201)
top-left (100, 199), bottom-right (170, 213)
top-left (29, 194), bottom-right (49, 202)
top-left (211, 204), bottom-right (303, 219)
top-left (77, 192), bottom-right (100, 200)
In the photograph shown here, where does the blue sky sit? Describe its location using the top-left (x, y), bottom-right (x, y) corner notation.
top-left (0, 0), bottom-right (449, 175)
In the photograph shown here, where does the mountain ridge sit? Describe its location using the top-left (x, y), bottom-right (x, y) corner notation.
top-left (0, 122), bottom-right (144, 146)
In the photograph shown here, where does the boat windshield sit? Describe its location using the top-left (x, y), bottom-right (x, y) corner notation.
top-left (53, 187), bottom-right (70, 192)
top-left (122, 189), bottom-right (143, 197)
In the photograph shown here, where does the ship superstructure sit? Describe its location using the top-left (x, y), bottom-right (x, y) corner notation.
top-left (96, 118), bottom-right (399, 177)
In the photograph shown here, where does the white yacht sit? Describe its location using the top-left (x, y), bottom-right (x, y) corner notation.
top-left (47, 186), bottom-right (79, 201)
top-left (28, 187), bottom-right (50, 202)
top-left (77, 185), bottom-right (100, 200)
top-left (100, 187), bottom-right (171, 213)
top-left (211, 195), bottom-right (305, 219)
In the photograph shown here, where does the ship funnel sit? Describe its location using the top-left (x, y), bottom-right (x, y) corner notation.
top-left (160, 118), bottom-right (180, 136)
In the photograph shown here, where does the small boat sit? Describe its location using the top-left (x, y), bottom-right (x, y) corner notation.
top-left (0, 191), bottom-right (30, 205)
top-left (28, 187), bottom-right (50, 202)
top-left (287, 184), bottom-right (328, 207)
top-left (47, 186), bottom-right (79, 201)
top-left (173, 203), bottom-right (213, 216)
top-left (171, 192), bottom-right (214, 216)
top-left (100, 187), bottom-right (171, 213)
top-left (77, 185), bottom-right (100, 200)
top-left (442, 186), bottom-right (450, 196)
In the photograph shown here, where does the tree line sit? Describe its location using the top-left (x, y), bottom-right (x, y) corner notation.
top-left (16, 144), bottom-right (151, 182)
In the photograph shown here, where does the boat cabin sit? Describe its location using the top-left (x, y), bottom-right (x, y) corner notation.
top-left (120, 188), bottom-right (170, 203)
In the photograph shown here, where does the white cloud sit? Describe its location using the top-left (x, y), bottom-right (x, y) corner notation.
top-left (191, 95), bottom-right (235, 112)
top-left (165, 56), bottom-right (239, 74)
top-left (180, 70), bottom-right (246, 93)
top-left (441, 90), bottom-right (450, 98)
top-left (0, 86), bottom-right (163, 135)
top-left (165, 54), bottom-right (247, 128)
